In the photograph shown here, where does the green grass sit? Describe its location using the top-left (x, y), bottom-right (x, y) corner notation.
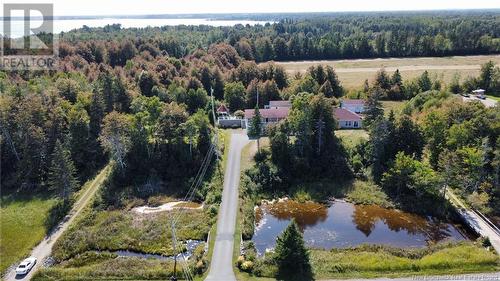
top-left (486, 95), bottom-right (500, 102)
top-left (235, 242), bottom-right (499, 280)
top-left (0, 194), bottom-right (57, 273)
top-left (346, 180), bottom-right (394, 208)
top-left (335, 129), bottom-right (369, 149)
top-left (33, 254), bottom-right (180, 280)
top-left (52, 203), bottom-right (212, 261)
top-left (310, 243), bottom-right (499, 279)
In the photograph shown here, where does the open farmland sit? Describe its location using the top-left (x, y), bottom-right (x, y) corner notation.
top-left (274, 55), bottom-right (500, 90)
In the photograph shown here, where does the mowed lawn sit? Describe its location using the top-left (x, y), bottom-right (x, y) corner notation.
top-left (274, 55), bottom-right (500, 90)
top-left (0, 194), bottom-right (56, 273)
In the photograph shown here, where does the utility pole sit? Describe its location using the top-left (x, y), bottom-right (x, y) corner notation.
top-left (210, 88), bottom-right (217, 127)
top-left (170, 222), bottom-right (178, 281)
top-left (256, 89), bottom-right (260, 152)
top-left (316, 115), bottom-right (325, 155)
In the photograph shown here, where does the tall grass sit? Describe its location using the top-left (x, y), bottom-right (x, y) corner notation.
top-left (309, 242), bottom-right (499, 279)
top-left (52, 208), bottom-right (212, 261)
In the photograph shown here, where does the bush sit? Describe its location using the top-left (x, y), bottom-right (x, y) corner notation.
top-left (237, 255), bottom-right (245, 268)
top-left (241, 261), bottom-right (254, 272)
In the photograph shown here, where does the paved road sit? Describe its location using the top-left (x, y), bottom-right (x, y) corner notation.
top-left (447, 190), bottom-right (500, 254)
top-left (205, 133), bottom-right (249, 281)
top-left (3, 166), bottom-right (110, 281)
top-left (323, 272), bottom-right (500, 281)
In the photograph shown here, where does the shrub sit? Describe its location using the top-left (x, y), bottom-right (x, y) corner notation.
top-left (241, 261), bottom-right (254, 272)
top-left (237, 255), bottom-right (245, 268)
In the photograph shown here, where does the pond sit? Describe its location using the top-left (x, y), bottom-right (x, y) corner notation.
top-left (252, 199), bottom-right (473, 255)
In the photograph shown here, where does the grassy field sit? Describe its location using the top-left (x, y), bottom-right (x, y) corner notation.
top-left (310, 243), bottom-right (499, 279)
top-left (274, 55), bottom-right (500, 90)
top-left (0, 194), bottom-right (57, 273)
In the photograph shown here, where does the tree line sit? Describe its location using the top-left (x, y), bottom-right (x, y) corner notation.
top-left (52, 12), bottom-right (500, 62)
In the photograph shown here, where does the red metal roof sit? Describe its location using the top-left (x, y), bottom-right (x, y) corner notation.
top-left (342, 99), bottom-right (365, 105)
top-left (217, 104), bottom-right (229, 113)
top-left (269, 100), bottom-right (292, 108)
top-left (244, 108), bottom-right (290, 119)
top-left (334, 108), bottom-right (362, 121)
top-left (244, 107), bottom-right (360, 122)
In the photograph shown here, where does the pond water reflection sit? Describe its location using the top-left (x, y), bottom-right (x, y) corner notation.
top-left (253, 200), bottom-right (472, 255)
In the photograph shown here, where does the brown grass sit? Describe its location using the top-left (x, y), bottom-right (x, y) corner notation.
top-left (273, 55), bottom-right (500, 90)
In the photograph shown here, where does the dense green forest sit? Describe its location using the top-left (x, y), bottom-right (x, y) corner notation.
top-left (6, 11), bottom-right (498, 61)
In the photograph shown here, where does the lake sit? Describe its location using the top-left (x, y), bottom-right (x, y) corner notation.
top-left (252, 199), bottom-right (474, 255)
top-left (2, 18), bottom-right (272, 38)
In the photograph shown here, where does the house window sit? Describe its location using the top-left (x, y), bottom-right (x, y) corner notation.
top-left (354, 121), bottom-right (358, 127)
top-left (346, 121), bottom-right (352, 126)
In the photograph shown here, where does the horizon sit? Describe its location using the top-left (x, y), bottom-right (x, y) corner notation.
top-left (3, 8), bottom-right (499, 21)
top-left (1, 0), bottom-right (499, 17)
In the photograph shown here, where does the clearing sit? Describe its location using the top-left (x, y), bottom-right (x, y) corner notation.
top-left (0, 194), bottom-right (56, 274)
top-left (274, 55), bottom-right (500, 90)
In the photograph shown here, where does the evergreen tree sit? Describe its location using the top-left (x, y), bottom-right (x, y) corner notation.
top-left (325, 66), bottom-right (343, 97)
top-left (363, 90), bottom-right (384, 127)
top-left (97, 70), bottom-right (115, 113)
top-left (319, 80), bottom-right (334, 98)
top-left (363, 79), bottom-right (370, 93)
top-left (449, 73), bottom-right (462, 94)
top-left (479, 61), bottom-right (495, 92)
top-left (48, 140), bottom-right (79, 202)
top-left (212, 68), bottom-right (225, 100)
top-left (391, 69), bottom-right (403, 87)
top-left (418, 71), bottom-right (432, 92)
top-left (374, 69), bottom-right (391, 93)
top-left (394, 115), bottom-right (425, 159)
top-left (369, 117), bottom-right (394, 183)
top-left (113, 75), bottom-right (131, 113)
top-left (248, 106), bottom-right (262, 138)
top-left (274, 220), bottom-right (313, 281)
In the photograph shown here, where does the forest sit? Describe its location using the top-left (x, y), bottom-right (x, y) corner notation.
top-left (6, 11), bottom-right (498, 62)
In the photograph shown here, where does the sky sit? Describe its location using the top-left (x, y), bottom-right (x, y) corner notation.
top-left (1, 0), bottom-right (499, 16)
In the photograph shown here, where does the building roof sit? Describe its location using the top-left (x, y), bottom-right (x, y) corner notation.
top-left (342, 99), bottom-right (365, 105)
top-left (244, 108), bottom-right (290, 119)
top-left (334, 108), bottom-right (362, 121)
top-left (216, 104), bottom-right (229, 113)
top-left (268, 100), bottom-right (292, 108)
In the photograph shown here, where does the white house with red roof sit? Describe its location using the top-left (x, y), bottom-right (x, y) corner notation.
top-left (334, 108), bottom-right (363, 129)
top-left (341, 99), bottom-right (365, 113)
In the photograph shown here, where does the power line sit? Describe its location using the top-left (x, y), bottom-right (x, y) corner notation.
top-left (169, 132), bottom-right (219, 281)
